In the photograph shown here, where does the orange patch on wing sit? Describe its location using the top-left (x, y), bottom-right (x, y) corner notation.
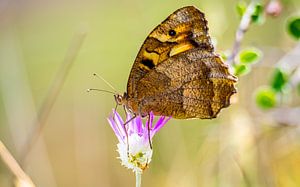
top-left (169, 42), bottom-right (194, 57)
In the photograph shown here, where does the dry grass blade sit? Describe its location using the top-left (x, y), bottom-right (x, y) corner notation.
top-left (0, 141), bottom-right (36, 187)
top-left (19, 28), bottom-right (87, 165)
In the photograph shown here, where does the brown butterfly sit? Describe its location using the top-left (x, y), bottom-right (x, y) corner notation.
top-left (115, 6), bottom-right (237, 119)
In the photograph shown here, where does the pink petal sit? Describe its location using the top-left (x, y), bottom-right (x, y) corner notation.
top-left (107, 115), bottom-right (124, 143)
top-left (151, 116), bottom-right (171, 138)
top-left (112, 110), bottom-right (127, 140)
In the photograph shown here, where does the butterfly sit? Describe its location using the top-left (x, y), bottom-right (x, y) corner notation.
top-left (115, 6), bottom-right (237, 119)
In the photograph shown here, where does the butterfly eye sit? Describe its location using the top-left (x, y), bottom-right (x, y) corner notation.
top-left (117, 95), bottom-right (123, 102)
top-left (114, 94), bottom-right (123, 105)
top-left (168, 29), bottom-right (176, 36)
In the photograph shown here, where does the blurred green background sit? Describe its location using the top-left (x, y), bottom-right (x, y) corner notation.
top-left (1, 0), bottom-right (300, 186)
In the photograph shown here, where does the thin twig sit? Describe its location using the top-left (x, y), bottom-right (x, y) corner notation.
top-left (0, 140), bottom-right (36, 187)
top-left (19, 29), bottom-right (87, 165)
top-left (227, 1), bottom-right (257, 65)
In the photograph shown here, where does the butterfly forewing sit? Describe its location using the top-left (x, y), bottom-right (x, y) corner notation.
top-left (127, 6), bottom-right (213, 99)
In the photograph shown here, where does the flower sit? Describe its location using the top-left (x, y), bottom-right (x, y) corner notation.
top-left (107, 110), bottom-right (171, 173)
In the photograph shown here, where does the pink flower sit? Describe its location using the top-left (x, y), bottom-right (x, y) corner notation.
top-left (107, 110), bottom-right (170, 173)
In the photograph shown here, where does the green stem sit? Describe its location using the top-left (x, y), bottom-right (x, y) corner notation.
top-left (135, 172), bottom-right (142, 187)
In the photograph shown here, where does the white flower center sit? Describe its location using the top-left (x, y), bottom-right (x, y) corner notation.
top-left (117, 134), bottom-right (152, 173)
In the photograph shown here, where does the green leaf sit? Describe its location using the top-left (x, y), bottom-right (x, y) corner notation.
top-left (234, 64), bottom-right (251, 76)
top-left (239, 48), bottom-right (262, 64)
top-left (236, 1), bottom-right (247, 17)
top-left (271, 68), bottom-right (289, 92)
top-left (251, 3), bottom-right (265, 24)
top-left (287, 17), bottom-right (300, 40)
top-left (255, 87), bottom-right (277, 109)
top-left (219, 51), bottom-right (230, 61)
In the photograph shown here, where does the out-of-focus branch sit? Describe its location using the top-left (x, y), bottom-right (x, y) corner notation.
top-left (277, 43), bottom-right (300, 87)
top-left (0, 140), bottom-right (35, 187)
top-left (227, 1), bottom-right (257, 65)
top-left (269, 43), bottom-right (300, 126)
top-left (19, 28), bottom-right (87, 165)
top-left (270, 107), bottom-right (300, 126)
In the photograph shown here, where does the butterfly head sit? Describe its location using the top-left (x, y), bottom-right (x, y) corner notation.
top-left (114, 92), bottom-right (128, 106)
top-left (114, 93), bottom-right (137, 114)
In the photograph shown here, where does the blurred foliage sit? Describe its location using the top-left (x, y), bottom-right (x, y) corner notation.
top-left (287, 17), bottom-right (300, 40)
top-left (233, 0), bottom-right (299, 112)
top-left (251, 3), bottom-right (265, 24)
top-left (255, 86), bottom-right (277, 109)
top-left (239, 48), bottom-right (262, 64)
top-left (236, 1), bottom-right (248, 17)
top-left (253, 9), bottom-right (300, 110)
top-left (271, 68), bottom-right (289, 92)
top-left (234, 63), bottom-right (251, 76)
top-left (233, 48), bottom-right (261, 76)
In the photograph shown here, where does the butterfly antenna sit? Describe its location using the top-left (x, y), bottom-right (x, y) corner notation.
top-left (86, 88), bottom-right (116, 95)
top-left (93, 73), bottom-right (118, 93)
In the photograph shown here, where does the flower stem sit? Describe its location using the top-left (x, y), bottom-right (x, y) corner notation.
top-left (135, 172), bottom-right (142, 187)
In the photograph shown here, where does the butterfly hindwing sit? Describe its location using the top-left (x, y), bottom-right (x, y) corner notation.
top-left (132, 48), bottom-right (236, 118)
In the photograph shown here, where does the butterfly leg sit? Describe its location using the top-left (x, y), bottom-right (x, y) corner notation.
top-left (137, 104), bottom-right (153, 149)
top-left (112, 103), bottom-right (119, 123)
top-left (146, 113), bottom-right (153, 149)
top-left (123, 105), bottom-right (127, 114)
top-left (123, 114), bottom-right (137, 156)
